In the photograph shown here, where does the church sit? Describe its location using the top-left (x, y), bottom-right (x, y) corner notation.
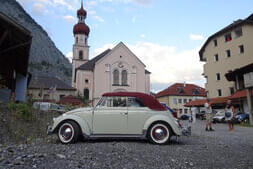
top-left (72, 2), bottom-right (151, 104)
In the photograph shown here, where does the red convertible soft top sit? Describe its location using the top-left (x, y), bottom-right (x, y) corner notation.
top-left (102, 92), bottom-right (167, 111)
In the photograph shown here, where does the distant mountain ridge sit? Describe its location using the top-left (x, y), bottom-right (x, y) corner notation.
top-left (0, 0), bottom-right (72, 84)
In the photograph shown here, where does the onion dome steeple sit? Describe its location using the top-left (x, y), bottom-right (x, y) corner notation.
top-left (73, 0), bottom-right (90, 36)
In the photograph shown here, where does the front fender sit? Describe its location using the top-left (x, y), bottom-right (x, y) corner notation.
top-left (143, 115), bottom-right (181, 136)
top-left (51, 114), bottom-right (92, 135)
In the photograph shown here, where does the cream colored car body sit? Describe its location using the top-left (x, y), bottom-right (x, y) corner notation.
top-left (48, 98), bottom-right (182, 138)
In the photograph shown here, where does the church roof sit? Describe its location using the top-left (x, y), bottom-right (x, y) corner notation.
top-left (145, 70), bottom-right (151, 74)
top-left (77, 49), bottom-right (111, 71)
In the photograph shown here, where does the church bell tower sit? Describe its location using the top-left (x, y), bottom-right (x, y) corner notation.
top-left (72, 0), bottom-right (90, 87)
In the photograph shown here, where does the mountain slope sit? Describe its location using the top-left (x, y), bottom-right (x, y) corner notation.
top-left (0, 0), bottom-right (72, 84)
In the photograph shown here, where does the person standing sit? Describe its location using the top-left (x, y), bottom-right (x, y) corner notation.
top-left (225, 100), bottom-right (235, 131)
top-left (190, 107), bottom-right (198, 123)
top-left (204, 99), bottom-right (214, 131)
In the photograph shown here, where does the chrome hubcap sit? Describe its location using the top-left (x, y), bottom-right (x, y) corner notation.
top-left (59, 124), bottom-right (73, 142)
top-left (152, 126), bottom-right (167, 141)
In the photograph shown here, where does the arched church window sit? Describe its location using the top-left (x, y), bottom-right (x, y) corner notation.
top-left (83, 88), bottom-right (89, 100)
top-left (122, 70), bottom-right (128, 85)
top-left (79, 50), bottom-right (83, 60)
top-left (85, 38), bottom-right (87, 45)
top-left (113, 69), bottom-right (119, 85)
top-left (76, 37), bottom-right (78, 44)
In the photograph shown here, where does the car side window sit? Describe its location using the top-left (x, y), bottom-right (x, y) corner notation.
top-left (97, 97), bottom-right (113, 107)
top-left (127, 97), bottom-right (146, 107)
top-left (112, 97), bottom-right (127, 107)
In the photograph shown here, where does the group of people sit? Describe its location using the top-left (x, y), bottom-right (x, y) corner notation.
top-left (189, 99), bottom-right (235, 131)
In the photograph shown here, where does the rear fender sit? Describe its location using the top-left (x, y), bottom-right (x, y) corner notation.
top-left (143, 115), bottom-right (181, 136)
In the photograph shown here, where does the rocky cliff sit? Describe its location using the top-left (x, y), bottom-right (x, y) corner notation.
top-left (0, 0), bottom-right (72, 84)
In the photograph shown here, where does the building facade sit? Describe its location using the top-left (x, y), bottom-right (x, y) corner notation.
top-left (28, 76), bottom-right (76, 102)
top-left (72, 3), bottom-right (150, 104)
top-left (156, 83), bottom-right (206, 116)
top-left (200, 14), bottom-right (253, 98)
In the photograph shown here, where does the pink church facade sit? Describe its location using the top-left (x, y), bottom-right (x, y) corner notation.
top-left (72, 3), bottom-right (150, 104)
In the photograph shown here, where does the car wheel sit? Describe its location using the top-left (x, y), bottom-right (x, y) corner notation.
top-left (58, 121), bottom-right (80, 144)
top-left (148, 123), bottom-right (171, 145)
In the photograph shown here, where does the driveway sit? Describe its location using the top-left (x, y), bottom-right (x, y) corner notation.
top-left (0, 120), bottom-right (253, 169)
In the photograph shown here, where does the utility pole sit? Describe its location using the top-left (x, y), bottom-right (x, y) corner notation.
top-left (246, 88), bottom-right (253, 125)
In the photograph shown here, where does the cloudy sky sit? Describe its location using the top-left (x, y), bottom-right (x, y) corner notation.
top-left (17, 0), bottom-right (253, 92)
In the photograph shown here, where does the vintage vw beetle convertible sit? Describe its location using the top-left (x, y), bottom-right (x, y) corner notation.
top-left (47, 92), bottom-right (188, 145)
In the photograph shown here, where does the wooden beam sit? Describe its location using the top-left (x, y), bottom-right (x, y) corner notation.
top-left (0, 30), bottom-right (8, 47)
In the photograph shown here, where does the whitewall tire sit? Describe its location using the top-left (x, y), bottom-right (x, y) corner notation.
top-left (58, 121), bottom-right (80, 144)
top-left (148, 123), bottom-right (171, 145)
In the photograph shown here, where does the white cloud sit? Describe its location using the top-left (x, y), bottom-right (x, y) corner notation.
top-left (88, 10), bottom-right (97, 15)
top-left (36, 0), bottom-right (53, 5)
top-left (63, 15), bottom-right (76, 24)
top-left (66, 52), bottom-right (73, 63)
top-left (132, 0), bottom-right (152, 5)
top-left (88, 1), bottom-right (98, 6)
top-left (32, 3), bottom-right (45, 16)
top-left (132, 16), bottom-right (136, 23)
top-left (189, 34), bottom-right (204, 41)
top-left (93, 15), bottom-right (105, 22)
top-left (92, 42), bottom-right (204, 88)
top-left (92, 43), bottom-right (115, 57)
top-left (140, 34), bottom-right (145, 38)
top-left (53, 0), bottom-right (74, 10)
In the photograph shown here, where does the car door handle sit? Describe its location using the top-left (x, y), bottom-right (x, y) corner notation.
top-left (121, 112), bottom-right (128, 115)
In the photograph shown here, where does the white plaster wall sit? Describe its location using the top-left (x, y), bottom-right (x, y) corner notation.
top-left (75, 70), bottom-right (94, 100)
top-left (93, 43), bottom-right (148, 102)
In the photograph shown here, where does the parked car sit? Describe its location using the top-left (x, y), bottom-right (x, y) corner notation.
top-left (196, 111), bottom-right (205, 120)
top-left (33, 102), bottom-right (66, 113)
top-left (160, 103), bottom-right (177, 118)
top-left (47, 92), bottom-right (190, 145)
top-left (180, 114), bottom-right (190, 120)
top-left (236, 112), bottom-right (249, 123)
top-left (212, 111), bottom-right (225, 123)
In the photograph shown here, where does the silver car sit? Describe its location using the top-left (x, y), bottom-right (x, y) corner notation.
top-left (47, 92), bottom-right (188, 145)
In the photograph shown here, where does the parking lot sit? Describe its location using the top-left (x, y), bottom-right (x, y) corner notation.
top-left (1, 120), bottom-right (253, 169)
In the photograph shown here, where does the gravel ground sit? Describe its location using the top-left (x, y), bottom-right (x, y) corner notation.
top-left (0, 120), bottom-right (253, 169)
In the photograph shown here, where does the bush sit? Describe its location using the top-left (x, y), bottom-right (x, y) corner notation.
top-left (7, 102), bottom-right (33, 121)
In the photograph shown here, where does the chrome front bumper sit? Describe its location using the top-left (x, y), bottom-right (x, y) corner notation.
top-left (46, 124), bottom-right (53, 135)
top-left (181, 126), bottom-right (191, 136)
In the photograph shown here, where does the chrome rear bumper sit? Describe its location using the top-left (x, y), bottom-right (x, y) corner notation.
top-left (181, 126), bottom-right (191, 136)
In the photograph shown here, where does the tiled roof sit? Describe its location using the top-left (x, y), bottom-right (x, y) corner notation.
top-left (229, 89), bottom-right (253, 100)
top-left (199, 13), bottom-right (253, 61)
top-left (59, 95), bottom-right (82, 105)
top-left (155, 83), bottom-right (206, 98)
top-left (77, 49), bottom-right (111, 71)
top-left (29, 76), bottom-right (75, 90)
top-left (184, 97), bottom-right (228, 107)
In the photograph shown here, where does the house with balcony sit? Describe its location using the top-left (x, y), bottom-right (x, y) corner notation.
top-left (200, 13), bottom-right (253, 98)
